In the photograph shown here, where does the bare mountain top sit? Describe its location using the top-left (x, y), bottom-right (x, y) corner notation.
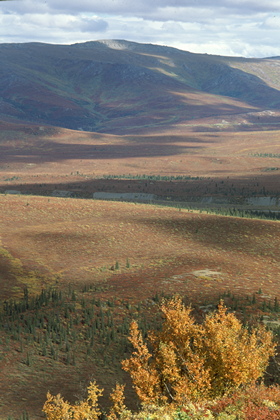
top-left (1, 39), bottom-right (280, 133)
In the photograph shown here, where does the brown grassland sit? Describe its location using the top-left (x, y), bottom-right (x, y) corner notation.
top-left (1, 120), bottom-right (280, 195)
top-left (0, 121), bottom-right (280, 418)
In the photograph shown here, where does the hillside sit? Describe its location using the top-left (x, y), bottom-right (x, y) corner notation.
top-left (1, 119), bottom-right (280, 208)
top-left (1, 195), bottom-right (280, 418)
top-left (1, 40), bottom-right (280, 133)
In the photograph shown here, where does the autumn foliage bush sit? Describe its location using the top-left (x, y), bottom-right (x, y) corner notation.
top-left (209, 383), bottom-right (280, 420)
top-left (122, 296), bottom-right (275, 405)
top-left (43, 381), bottom-right (103, 420)
top-left (43, 296), bottom-right (277, 419)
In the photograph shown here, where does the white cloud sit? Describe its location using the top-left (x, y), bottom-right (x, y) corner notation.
top-left (262, 15), bottom-right (280, 29)
top-left (0, 0), bottom-right (280, 57)
top-left (76, 17), bottom-right (108, 33)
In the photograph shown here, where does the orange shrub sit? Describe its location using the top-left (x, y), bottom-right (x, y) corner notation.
top-left (122, 296), bottom-right (276, 404)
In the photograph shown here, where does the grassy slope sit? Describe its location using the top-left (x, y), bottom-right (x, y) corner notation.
top-left (1, 195), bottom-right (280, 300)
top-left (1, 194), bottom-right (280, 418)
top-left (1, 120), bottom-right (280, 206)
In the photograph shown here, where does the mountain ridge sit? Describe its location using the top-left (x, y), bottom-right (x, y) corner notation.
top-left (1, 39), bottom-right (280, 133)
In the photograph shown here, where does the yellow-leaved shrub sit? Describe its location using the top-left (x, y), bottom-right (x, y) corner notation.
top-left (43, 381), bottom-right (103, 420)
top-left (122, 297), bottom-right (275, 404)
top-left (43, 296), bottom-right (276, 419)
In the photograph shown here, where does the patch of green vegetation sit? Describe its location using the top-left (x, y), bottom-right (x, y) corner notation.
top-left (2, 284), bottom-right (280, 418)
top-left (3, 176), bottom-right (20, 182)
top-left (6, 411), bottom-right (29, 420)
top-left (0, 246), bottom-right (53, 297)
top-left (0, 286), bottom-right (162, 373)
top-left (149, 201), bottom-right (280, 221)
top-left (250, 152), bottom-right (280, 158)
top-left (103, 174), bottom-right (203, 181)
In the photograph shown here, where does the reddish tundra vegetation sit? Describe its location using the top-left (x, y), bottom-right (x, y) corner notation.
top-left (0, 120), bottom-right (280, 419)
top-left (0, 193), bottom-right (280, 418)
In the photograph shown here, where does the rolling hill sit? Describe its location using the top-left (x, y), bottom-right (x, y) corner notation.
top-left (1, 39), bottom-right (280, 133)
top-left (1, 194), bottom-right (280, 418)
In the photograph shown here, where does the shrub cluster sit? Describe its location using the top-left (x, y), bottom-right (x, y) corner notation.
top-left (43, 297), bottom-right (278, 420)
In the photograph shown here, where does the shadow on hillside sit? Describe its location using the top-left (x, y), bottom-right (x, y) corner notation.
top-left (0, 252), bottom-right (20, 300)
top-left (126, 212), bottom-right (280, 260)
top-left (2, 42), bottom-right (280, 135)
top-left (0, 138), bottom-right (207, 164)
top-left (0, 169), bottom-right (279, 198)
top-left (98, 41), bottom-right (280, 109)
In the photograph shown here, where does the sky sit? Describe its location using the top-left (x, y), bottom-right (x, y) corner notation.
top-left (1, 0), bottom-right (280, 58)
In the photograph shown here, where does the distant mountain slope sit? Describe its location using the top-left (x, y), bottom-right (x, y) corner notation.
top-left (1, 39), bottom-right (280, 133)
